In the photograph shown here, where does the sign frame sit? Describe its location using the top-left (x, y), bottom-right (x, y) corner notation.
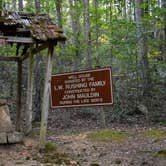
top-left (50, 67), bottom-right (113, 108)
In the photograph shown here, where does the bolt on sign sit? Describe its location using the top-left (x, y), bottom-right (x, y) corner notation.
top-left (51, 68), bottom-right (113, 108)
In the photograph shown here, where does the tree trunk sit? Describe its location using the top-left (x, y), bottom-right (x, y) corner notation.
top-left (94, 0), bottom-right (106, 128)
top-left (69, 0), bottom-right (81, 70)
top-left (18, 0), bottom-right (23, 11)
top-left (135, 0), bottom-right (151, 97)
top-left (12, 0), bottom-right (16, 10)
top-left (55, 0), bottom-right (62, 28)
top-left (161, 0), bottom-right (166, 59)
top-left (0, 0), bottom-right (2, 10)
top-left (83, 0), bottom-right (91, 69)
top-left (35, 0), bottom-right (40, 14)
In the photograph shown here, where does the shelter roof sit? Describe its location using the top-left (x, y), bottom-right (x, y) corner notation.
top-left (0, 10), bottom-right (66, 44)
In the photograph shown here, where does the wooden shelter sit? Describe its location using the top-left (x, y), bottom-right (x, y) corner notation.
top-left (0, 10), bottom-right (66, 147)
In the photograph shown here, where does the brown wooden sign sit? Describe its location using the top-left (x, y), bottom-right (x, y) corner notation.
top-left (51, 68), bottom-right (113, 108)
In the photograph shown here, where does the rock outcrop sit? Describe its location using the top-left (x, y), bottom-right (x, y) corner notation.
top-left (0, 100), bottom-right (23, 144)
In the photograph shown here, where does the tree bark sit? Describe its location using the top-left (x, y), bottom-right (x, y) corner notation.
top-left (161, 0), bottom-right (166, 59)
top-left (12, 0), bottom-right (17, 10)
top-left (35, 0), bottom-right (40, 14)
top-left (69, 0), bottom-right (81, 70)
top-left (83, 0), bottom-right (91, 69)
top-left (55, 0), bottom-right (63, 28)
top-left (135, 0), bottom-right (151, 97)
top-left (0, 0), bottom-right (2, 10)
top-left (18, 0), bottom-right (23, 11)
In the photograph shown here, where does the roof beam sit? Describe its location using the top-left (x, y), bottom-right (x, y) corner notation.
top-left (0, 56), bottom-right (20, 61)
top-left (21, 43), bottom-right (49, 61)
top-left (0, 36), bottom-right (33, 44)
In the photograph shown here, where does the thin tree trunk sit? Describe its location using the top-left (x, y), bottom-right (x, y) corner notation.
top-left (69, 0), bottom-right (81, 70)
top-left (55, 0), bottom-right (65, 72)
top-left (83, 0), bottom-right (91, 69)
top-left (12, 0), bottom-right (16, 10)
top-left (18, 0), bottom-right (23, 11)
top-left (35, 0), bottom-right (40, 14)
top-left (0, 0), bottom-right (2, 10)
top-left (161, 0), bottom-right (166, 59)
top-left (55, 0), bottom-right (62, 28)
top-left (94, 0), bottom-right (106, 128)
top-left (135, 0), bottom-right (151, 97)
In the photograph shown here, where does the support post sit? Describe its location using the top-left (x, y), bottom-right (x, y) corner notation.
top-left (39, 44), bottom-right (54, 149)
top-left (16, 60), bottom-right (22, 131)
top-left (25, 52), bottom-right (34, 134)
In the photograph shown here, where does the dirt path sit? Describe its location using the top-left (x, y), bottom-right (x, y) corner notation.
top-left (0, 126), bottom-right (166, 166)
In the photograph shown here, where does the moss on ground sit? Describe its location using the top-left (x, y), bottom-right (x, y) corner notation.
top-left (143, 128), bottom-right (166, 141)
top-left (34, 142), bottom-right (74, 165)
top-left (44, 142), bottom-right (57, 152)
top-left (88, 129), bottom-right (129, 142)
top-left (90, 163), bottom-right (100, 166)
top-left (155, 150), bottom-right (166, 158)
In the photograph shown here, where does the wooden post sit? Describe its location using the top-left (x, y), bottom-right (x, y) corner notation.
top-left (39, 44), bottom-right (54, 149)
top-left (16, 60), bottom-right (22, 131)
top-left (25, 52), bottom-right (34, 134)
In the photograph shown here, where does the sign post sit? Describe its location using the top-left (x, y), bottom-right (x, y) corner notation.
top-left (51, 68), bottom-right (113, 108)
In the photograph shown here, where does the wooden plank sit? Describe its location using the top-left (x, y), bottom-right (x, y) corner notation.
top-left (25, 50), bottom-right (34, 134)
top-left (39, 44), bottom-right (54, 149)
top-left (16, 60), bottom-right (22, 132)
top-left (21, 43), bottom-right (49, 61)
top-left (0, 36), bottom-right (33, 43)
top-left (0, 56), bottom-right (19, 61)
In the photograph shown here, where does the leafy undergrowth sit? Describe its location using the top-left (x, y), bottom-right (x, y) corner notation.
top-left (87, 129), bottom-right (129, 142)
top-left (34, 142), bottom-right (77, 165)
top-left (143, 128), bottom-right (166, 141)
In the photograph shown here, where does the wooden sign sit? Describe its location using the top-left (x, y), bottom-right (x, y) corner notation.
top-left (51, 68), bottom-right (113, 108)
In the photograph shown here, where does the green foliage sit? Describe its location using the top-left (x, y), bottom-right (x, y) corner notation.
top-left (88, 129), bottom-right (129, 142)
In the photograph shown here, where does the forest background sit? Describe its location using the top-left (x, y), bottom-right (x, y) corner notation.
top-left (0, 0), bottom-right (165, 127)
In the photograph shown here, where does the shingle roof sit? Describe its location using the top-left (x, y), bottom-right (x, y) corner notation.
top-left (0, 10), bottom-right (66, 44)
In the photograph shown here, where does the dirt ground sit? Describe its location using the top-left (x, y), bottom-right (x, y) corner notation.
top-left (0, 123), bottom-right (166, 166)
top-left (0, 108), bottom-right (166, 166)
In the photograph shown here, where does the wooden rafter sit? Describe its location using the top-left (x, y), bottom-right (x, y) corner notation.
top-left (0, 56), bottom-right (20, 61)
top-left (21, 42), bottom-right (50, 61)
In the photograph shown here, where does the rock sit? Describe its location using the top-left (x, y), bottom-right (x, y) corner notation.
top-left (0, 104), bottom-right (14, 132)
top-left (0, 132), bottom-right (7, 144)
top-left (0, 99), bottom-right (7, 106)
top-left (7, 132), bottom-right (23, 144)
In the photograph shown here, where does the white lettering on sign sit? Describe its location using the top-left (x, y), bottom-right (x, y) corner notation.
top-left (54, 85), bottom-right (63, 91)
top-left (77, 92), bottom-right (99, 99)
top-left (89, 81), bottom-right (106, 87)
top-left (65, 83), bottom-right (88, 89)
